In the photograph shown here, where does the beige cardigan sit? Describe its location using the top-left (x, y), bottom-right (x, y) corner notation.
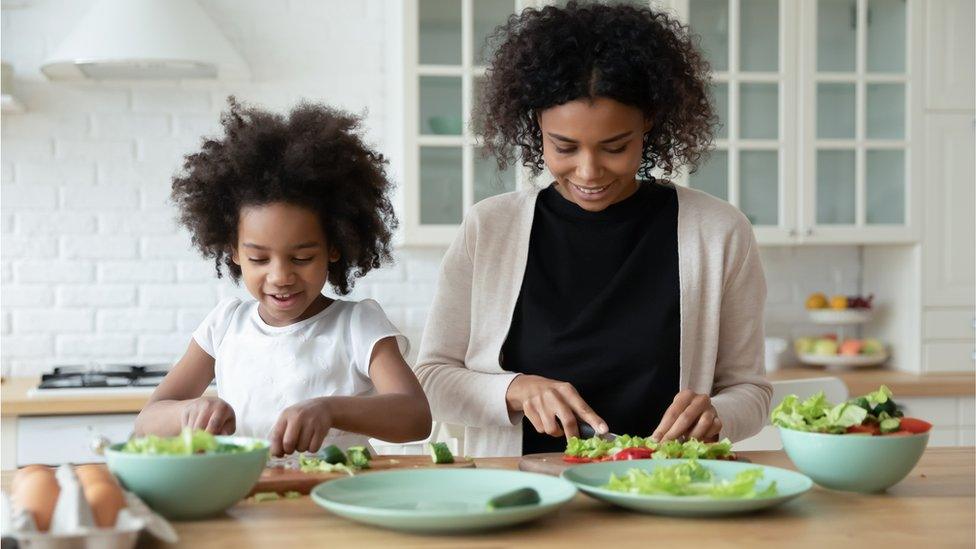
top-left (414, 183), bottom-right (772, 457)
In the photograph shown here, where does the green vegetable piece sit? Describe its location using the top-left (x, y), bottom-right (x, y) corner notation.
top-left (879, 417), bottom-right (901, 433)
top-left (604, 459), bottom-right (777, 499)
top-left (253, 492), bottom-right (280, 503)
top-left (319, 444), bottom-right (347, 465)
top-left (346, 446), bottom-right (372, 469)
top-left (429, 442), bottom-right (454, 464)
top-left (486, 487), bottom-right (541, 510)
top-left (284, 491), bottom-right (302, 499)
top-left (850, 396), bottom-right (872, 412)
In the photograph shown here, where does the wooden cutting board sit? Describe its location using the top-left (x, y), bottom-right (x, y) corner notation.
top-left (249, 455), bottom-right (476, 496)
top-left (518, 453), bottom-right (570, 476)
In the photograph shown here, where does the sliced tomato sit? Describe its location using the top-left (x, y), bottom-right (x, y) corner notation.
top-left (562, 456), bottom-right (594, 463)
top-left (898, 417), bottom-right (933, 434)
top-left (846, 424), bottom-right (881, 435)
top-left (609, 448), bottom-right (654, 461)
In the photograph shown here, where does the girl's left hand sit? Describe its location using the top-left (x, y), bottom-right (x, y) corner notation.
top-left (651, 390), bottom-right (722, 442)
top-left (269, 397), bottom-right (333, 457)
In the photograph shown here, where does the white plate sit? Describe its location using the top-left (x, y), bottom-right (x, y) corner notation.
top-left (807, 309), bottom-right (874, 324)
top-left (797, 351), bottom-right (888, 368)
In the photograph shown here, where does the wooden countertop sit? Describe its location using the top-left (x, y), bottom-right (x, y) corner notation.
top-left (768, 368), bottom-right (975, 397)
top-left (6, 448), bottom-right (970, 547)
top-left (0, 377), bottom-right (215, 417)
top-left (2, 369), bottom-right (972, 418)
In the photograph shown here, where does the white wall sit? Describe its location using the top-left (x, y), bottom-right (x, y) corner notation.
top-left (0, 0), bottom-right (862, 377)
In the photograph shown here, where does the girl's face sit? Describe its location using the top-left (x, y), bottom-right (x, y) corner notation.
top-left (232, 202), bottom-right (338, 327)
top-left (539, 96), bottom-right (651, 212)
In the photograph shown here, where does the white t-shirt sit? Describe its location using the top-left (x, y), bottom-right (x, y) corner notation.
top-left (192, 297), bottom-right (409, 451)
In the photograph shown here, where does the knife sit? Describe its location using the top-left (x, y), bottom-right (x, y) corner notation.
top-left (578, 420), bottom-right (618, 442)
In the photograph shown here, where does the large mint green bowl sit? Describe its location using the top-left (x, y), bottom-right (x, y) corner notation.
top-left (105, 436), bottom-right (269, 520)
top-left (311, 468), bottom-right (577, 533)
top-left (561, 459), bottom-right (811, 517)
top-left (779, 427), bottom-right (928, 493)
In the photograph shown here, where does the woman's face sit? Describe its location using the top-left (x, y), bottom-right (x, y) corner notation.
top-left (539, 97), bottom-right (650, 212)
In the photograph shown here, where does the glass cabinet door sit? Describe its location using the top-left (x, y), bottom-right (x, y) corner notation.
top-left (409, 0), bottom-right (521, 242)
top-left (806, 0), bottom-right (909, 236)
top-left (684, 0), bottom-right (796, 238)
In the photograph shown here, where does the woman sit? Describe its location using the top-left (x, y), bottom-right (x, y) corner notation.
top-left (414, 1), bottom-right (771, 457)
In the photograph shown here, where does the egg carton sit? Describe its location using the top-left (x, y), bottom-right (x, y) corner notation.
top-left (0, 465), bottom-right (178, 548)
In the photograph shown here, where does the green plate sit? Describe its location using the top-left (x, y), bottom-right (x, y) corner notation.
top-left (561, 459), bottom-right (812, 517)
top-left (310, 468), bottom-right (577, 533)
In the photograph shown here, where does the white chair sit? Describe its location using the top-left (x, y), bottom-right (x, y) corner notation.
top-left (733, 377), bottom-right (849, 452)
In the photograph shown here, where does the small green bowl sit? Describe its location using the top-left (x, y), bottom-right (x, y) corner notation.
top-left (105, 436), bottom-right (269, 520)
top-left (778, 427), bottom-right (928, 493)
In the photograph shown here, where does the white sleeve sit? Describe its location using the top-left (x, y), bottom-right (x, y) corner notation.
top-left (348, 299), bottom-right (410, 378)
top-left (192, 298), bottom-right (243, 358)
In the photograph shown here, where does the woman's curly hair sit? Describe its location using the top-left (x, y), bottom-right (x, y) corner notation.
top-left (171, 98), bottom-right (397, 295)
top-left (478, 1), bottom-right (715, 179)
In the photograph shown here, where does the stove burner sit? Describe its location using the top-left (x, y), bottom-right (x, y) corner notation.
top-left (37, 364), bottom-right (172, 390)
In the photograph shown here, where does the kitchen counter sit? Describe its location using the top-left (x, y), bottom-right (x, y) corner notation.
top-left (3, 370), bottom-right (973, 418)
top-left (0, 377), bottom-right (215, 417)
top-left (5, 448), bottom-right (970, 547)
top-left (767, 368), bottom-right (975, 397)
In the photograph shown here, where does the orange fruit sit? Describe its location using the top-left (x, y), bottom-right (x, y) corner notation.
top-left (829, 295), bottom-right (848, 310)
top-left (805, 292), bottom-right (828, 309)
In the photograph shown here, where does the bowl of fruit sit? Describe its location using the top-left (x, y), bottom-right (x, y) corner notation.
top-left (772, 386), bottom-right (930, 493)
top-left (805, 292), bottom-right (875, 324)
top-left (794, 335), bottom-right (888, 368)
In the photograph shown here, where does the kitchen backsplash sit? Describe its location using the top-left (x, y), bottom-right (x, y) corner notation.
top-left (1, 0), bottom-right (863, 376)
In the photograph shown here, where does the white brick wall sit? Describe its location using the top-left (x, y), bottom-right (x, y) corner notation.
top-left (0, 0), bottom-right (861, 377)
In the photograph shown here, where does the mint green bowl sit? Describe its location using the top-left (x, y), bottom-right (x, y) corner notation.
top-left (779, 427), bottom-right (928, 493)
top-left (105, 436), bottom-right (269, 520)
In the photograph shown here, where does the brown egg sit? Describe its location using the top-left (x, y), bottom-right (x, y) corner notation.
top-left (12, 468), bottom-right (60, 532)
top-left (74, 464), bottom-right (114, 487)
top-left (11, 465), bottom-right (51, 494)
top-left (82, 481), bottom-right (125, 528)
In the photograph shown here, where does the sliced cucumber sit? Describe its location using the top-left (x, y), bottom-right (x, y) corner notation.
top-left (428, 442), bottom-right (454, 464)
top-left (879, 417), bottom-right (901, 433)
top-left (487, 487), bottom-right (541, 510)
top-left (346, 446), bottom-right (372, 469)
top-left (319, 444), bottom-right (347, 465)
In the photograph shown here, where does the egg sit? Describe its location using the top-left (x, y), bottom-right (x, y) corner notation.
top-left (11, 464), bottom-right (51, 494)
top-left (12, 468), bottom-right (60, 532)
top-left (74, 464), bottom-right (114, 487)
top-left (82, 481), bottom-right (125, 528)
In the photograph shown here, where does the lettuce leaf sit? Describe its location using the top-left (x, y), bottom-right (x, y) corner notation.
top-left (121, 428), bottom-right (265, 455)
top-left (604, 459), bottom-right (777, 499)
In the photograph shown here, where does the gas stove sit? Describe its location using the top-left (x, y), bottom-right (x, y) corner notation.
top-left (36, 364), bottom-right (171, 390)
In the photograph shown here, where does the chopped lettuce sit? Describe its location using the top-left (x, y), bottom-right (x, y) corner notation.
top-left (604, 459), bottom-right (777, 499)
top-left (771, 385), bottom-right (901, 433)
top-left (120, 428), bottom-right (266, 455)
top-left (565, 435), bottom-right (735, 460)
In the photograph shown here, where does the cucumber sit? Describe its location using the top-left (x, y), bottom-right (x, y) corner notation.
top-left (346, 446), bottom-right (372, 469)
top-left (486, 487), bottom-right (541, 510)
top-left (879, 417), bottom-right (901, 433)
top-left (319, 444), bottom-right (347, 465)
top-left (429, 442), bottom-right (454, 464)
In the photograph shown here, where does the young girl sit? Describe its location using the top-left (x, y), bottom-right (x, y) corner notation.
top-left (135, 98), bottom-right (431, 457)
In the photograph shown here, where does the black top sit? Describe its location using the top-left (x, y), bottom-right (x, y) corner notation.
top-left (502, 181), bottom-right (681, 455)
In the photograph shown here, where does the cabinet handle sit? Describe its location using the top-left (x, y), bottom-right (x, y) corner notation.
top-left (789, 228), bottom-right (798, 237)
top-left (804, 228), bottom-right (814, 237)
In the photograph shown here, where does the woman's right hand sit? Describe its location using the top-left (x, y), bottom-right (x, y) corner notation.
top-left (180, 396), bottom-right (236, 435)
top-left (505, 375), bottom-right (607, 439)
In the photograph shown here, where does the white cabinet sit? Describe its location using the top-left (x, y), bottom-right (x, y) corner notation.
top-left (924, 0), bottom-right (976, 110)
top-left (898, 396), bottom-right (976, 447)
top-left (15, 413), bottom-right (137, 466)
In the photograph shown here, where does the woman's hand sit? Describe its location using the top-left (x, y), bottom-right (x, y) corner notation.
top-left (505, 375), bottom-right (608, 439)
top-left (652, 390), bottom-right (722, 442)
top-left (180, 396), bottom-right (236, 435)
top-left (269, 397), bottom-right (333, 457)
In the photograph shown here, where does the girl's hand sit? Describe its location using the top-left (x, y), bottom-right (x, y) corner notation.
top-left (651, 390), bottom-right (722, 442)
top-left (505, 375), bottom-right (608, 439)
top-left (269, 397), bottom-right (333, 457)
top-left (181, 396), bottom-right (236, 435)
